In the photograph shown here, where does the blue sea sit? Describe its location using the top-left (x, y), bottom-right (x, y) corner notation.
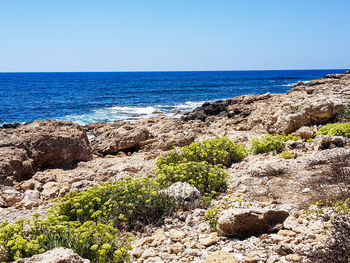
top-left (0, 70), bottom-right (345, 125)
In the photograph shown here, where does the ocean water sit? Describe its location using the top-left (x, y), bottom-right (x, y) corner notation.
top-left (0, 70), bottom-right (345, 125)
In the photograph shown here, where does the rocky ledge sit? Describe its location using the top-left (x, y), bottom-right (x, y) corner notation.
top-left (1, 71), bottom-right (350, 263)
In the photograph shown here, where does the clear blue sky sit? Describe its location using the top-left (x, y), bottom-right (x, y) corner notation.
top-left (1, 0), bottom-right (349, 72)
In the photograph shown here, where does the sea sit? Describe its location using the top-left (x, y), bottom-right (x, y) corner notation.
top-left (0, 70), bottom-right (345, 125)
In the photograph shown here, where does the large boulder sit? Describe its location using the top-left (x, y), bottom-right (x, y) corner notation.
top-left (91, 123), bottom-right (149, 154)
top-left (217, 208), bottom-right (289, 238)
top-left (0, 120), bottom-right (92, 183)
top-left (14, 247), bottom-right (90, 263)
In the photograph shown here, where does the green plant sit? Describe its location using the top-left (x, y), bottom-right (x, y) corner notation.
top-left (156, 137), bottom-right (247, 167)
top-left (279, 151), bottom-right (296, 159)
top-left (155, 161), bottom-right (228, 195)
top-left (50, 177), bottom-right (175, 230)
top-left (0, 216), bottom-right (132, 263)
top-left (204, 209), bottom-right (218, 230)
top-left (290, 105), bottom-right (303, 113)
top-left (250, 134), bottom-right (301, 154)
top-left (316, 123), bottom-right (350, 138)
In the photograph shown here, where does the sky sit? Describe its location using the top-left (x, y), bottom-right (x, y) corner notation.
top-left (0, 0), bottom-right (349, 72)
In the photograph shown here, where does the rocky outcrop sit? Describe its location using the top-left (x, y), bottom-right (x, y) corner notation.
top-left (217, 208), bottom-right (289, 238)
top-left (182, 72), bottom-right (350, 135)
top-left (0, 120), bottom-right (92, 183)
top-left (14, 247), bottom-right (90, 263)
top-left (90, 123), bottom-right (149, 154)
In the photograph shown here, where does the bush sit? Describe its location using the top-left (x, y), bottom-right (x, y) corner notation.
top-left (156, 137), bottom-right (247, 167)
top-left (155, 161), bottom-right (228, 195)
top-left (316, 122), bottom-right (350, 138)
top-left (0, 216), bottom-right (132, 263)
top-left (279, 151), bottom-right (296, 159)
top-left (250, 134), bottom-right (301, 154)
top-left (50, 177), bottom-right (175, 230)
top-left (0, 177), bottom-right (176, 263)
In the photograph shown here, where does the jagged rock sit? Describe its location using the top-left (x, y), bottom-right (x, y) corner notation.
top-left (0, 189), bottom-right (23, 207)
top-left (312, 135), bottom-right (350, 150)
top-left (160, 182), bottom-right (201, 203)
top-left (292, 126), bottom-right (315, 140)
top-left (14, 247), bottom-right (90, 263)
top-left (217, 208), bottom-right (289, 238)
top-left (205, 251), bottom-right (238, 263)
top-left (0, 120), bottom-right (92, 183)
top-left (91, 124), bottom-right (149, 154)
top-left (16, 190), bottom-right (41, 209)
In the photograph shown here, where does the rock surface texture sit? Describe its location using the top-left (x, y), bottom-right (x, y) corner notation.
top-left (14, 247), bottom-right (90, 263)
top-left (0, 120), bottom-right (92, 184)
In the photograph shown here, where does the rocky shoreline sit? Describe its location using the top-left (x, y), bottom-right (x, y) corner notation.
top-left (1, 71), bottom-right (350, 263)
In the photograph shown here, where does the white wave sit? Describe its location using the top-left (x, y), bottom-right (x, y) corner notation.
top-left (55, 99), bottom-right (224, 125)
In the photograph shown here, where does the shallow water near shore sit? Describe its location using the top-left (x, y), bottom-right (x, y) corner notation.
top-left (0, 69), bottom-right (344, 125)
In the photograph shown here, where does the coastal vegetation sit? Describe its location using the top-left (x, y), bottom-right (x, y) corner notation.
top-left (250, 134), bottom-right (301, 154)
top-left (316, 122), bottom-right (350, 138)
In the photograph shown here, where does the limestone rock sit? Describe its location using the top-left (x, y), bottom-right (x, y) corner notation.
top-left (14, 247), bottom-right (90, 263)
top-left (91, 124), bottom-right (149, 154)
top-left (0, 189), bottom-right (23, 207)
top-left (205, 251), bottom-right (238, 263)
top-left (0, 120), bottom-right (92, 183)
top-left (312, 135), bottom-right (350, 151)
top-left (16, 190), bottom-right (41, 209)
top-left (217, 208), bottom-right (289, 238)
top-left (292, 126), bottom-right (315, 140)
top-left (160, 182), bottom-right (201, 209)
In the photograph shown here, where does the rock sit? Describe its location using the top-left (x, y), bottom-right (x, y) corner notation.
top-left (169, 229), bottom-right (186, 242)
top-left (285, 254), bottom-right (301, 262)
top-left (200, 232), bottom-right (220, 247)
top-left (0, 120), bottom-right (92, 183)
top-left (277, 230), bottom-right (297, 237)
top-left (14, 247), bottom-right (90, 263)
top-left (16, 190), bottom-right (41, 208)
top-left (169, 242), bottom-right (185, 254)
top-left (205, 251), bottom-right (238, 263)
top-left (0, 189), bottom-right (23, 207)
top-left (150, 229), bottom-right (167, 247)
top-left (312, 135), bottom-right (350, 150)
top-left (42, 182), bottom-right (60, 199)
top-left (91, 124), bottom-right (149, 154)
top-left (217, 208), bottom-right (289, 238)
top-left (160, 182), bottom-right (201, 202)
top-left (292, 126), bottom-right (315, 140)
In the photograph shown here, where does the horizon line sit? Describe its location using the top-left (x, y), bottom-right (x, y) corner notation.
top-left (0, 68), bottom-right (348, 74)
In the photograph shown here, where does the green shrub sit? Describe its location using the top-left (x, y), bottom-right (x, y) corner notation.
top-left (316, 122), bottom-right (350, 138)
top-left (155, 161), bottom-right (228, 195)
top-left (250, 134), bottom-right (301, 154)
top-left (0, 216), bottom-right (132, 263)
top-left (279, 151), bottom-right (296, 159)
top-left (50, 177), bottom-right (175, 230)
top-left (156, 137), bottom-right (247, 167)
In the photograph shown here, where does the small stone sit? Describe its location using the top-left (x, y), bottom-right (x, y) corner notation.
top-left (144, 257), bottom-right (164, 263)
top-left (150, 229), bottom-right (166, 246)
top-left (169, 229), bottom-right (186, 242)
top-left (205, 251), bottom-right (238, 263)
top-left (285, 254), bottom-right (301, 262)
top-left (169, 242), bottom-right (185, 254)
top-left (200, 233), bottom-right (220, 247)
top-left (277, 230), bottom-right (297, 237)
top-left (301, 188), bottom-right (310, 193)
top-left (131, 247), bottom-right (143, 258)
